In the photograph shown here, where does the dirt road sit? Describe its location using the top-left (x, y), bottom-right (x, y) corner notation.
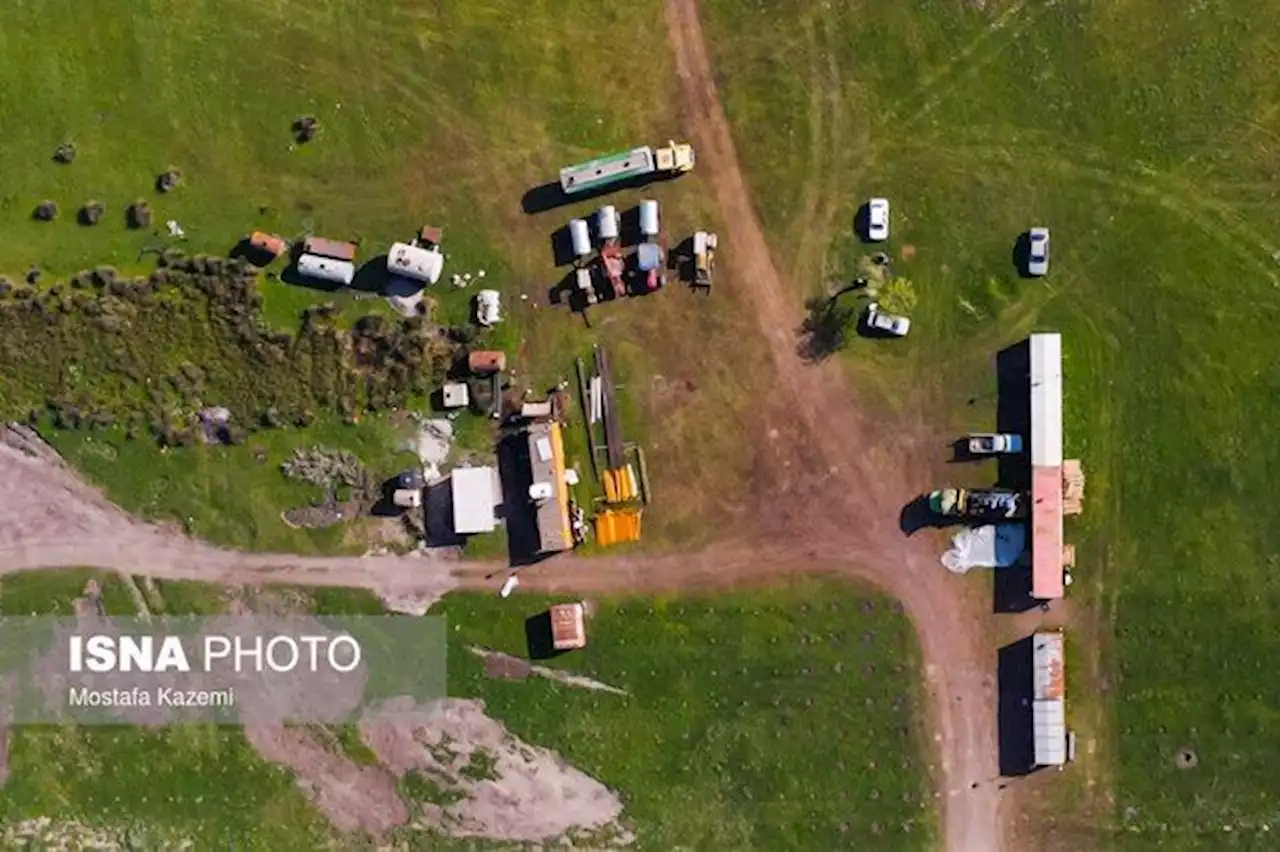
top-left (0, 3), bottom-right (1004, 849)
top-left (661, 2), bottom-right (1001, 849)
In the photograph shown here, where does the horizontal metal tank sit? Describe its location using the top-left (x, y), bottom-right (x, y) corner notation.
top-left (296, 253), bottom-right (355, 286)
top-left (596, 205), bottom-right (619, 241)
top-left (639, 199), bottom-right (660, 237)
top-left (568, 218), bottom-right (592, 257)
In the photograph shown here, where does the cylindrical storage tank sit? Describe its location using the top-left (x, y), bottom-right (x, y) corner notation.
top-left (297, 253), bottom-right (355, 286)
top-left (596, 205), bottom-right (619, 241)
top-left (568, 218), bottom-right (591, 257)
top-left (639, 199), bottom-right (659, 237)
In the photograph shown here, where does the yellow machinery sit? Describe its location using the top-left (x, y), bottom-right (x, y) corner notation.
top-left (595, 508), bottom-right (642, 547)
top-left (602, 465), bottom-right (640, 504)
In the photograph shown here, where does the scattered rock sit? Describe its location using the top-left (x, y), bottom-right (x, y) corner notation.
top-left (32, 200), bottom-right (58, 222)
top-left (52, 142), bottom-right (76, 165)
top-left (292, 115), bottom-right (321, 143)
top-left (126, 200), bottom-right (152, 229)
top-left (155, 168), bottom-right (183, 193)
top-left (78, 201), bottom-right (105, 226)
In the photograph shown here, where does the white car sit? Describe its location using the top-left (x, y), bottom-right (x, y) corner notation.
top-left (865, 301), bottom-right (910, 337)
top-left (967, 433), bottom-right (1024, 455)
top-left (867, 197), bottom-right (890, 241)
top-left (476, 289), bottom-right (501, 326)
top-left (1027, 227), bottom-right (1050, 276)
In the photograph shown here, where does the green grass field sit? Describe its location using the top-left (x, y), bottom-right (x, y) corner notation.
top-left (0, 570), bottom-right (933, 849)
top-left (703, 0), bottom-right (1280, 846)
top-left (438, 585), bottom-right (935, 850)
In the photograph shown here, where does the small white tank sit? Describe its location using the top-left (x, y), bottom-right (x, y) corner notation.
top-left (596, 205), bottom-right (619, 241)
top-left (569, 218), bottom-right (591, 257)
top-left (639, 199), bottom-right (660, 237)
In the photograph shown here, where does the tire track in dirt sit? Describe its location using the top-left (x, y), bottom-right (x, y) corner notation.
top-left (662, 2), bottom-right (1000, 850)
top-left (0, 3), bottom-right (1002, 848)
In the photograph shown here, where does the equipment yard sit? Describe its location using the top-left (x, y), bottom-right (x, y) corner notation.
top-left (1, 0), bottom-right (1278, 850)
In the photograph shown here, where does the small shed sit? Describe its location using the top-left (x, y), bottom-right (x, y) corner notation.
top-left (549, 602), bottom-right (587, 651)
top-left (388, 242), bottom-right (444, 284)
top-left (302, 236), bottom-right (357, 262)
top-left (393, 488), bottom-right (423, 509)
top-left (296, 254), bottom-right (354, 286)
top-left (468, 350), bottom-right (507, 375)
top-left (249, 231), bottom-right (287, 259)
top-left (521, 401), bottom-right (553, 420)
top-left (441, 382), bottom-right (469, 409)
top-left (419, 225), bottom-right (444, 247)
top-left (451, 466), bottom-right (497, 534)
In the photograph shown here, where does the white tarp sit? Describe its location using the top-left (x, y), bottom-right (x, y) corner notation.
top-left (940, 524), bottom-right (1027, 573)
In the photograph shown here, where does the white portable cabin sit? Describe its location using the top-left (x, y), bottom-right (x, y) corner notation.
top-left (568, 218), bottom-right (592, 258)
top-left (296, 253), bottom-right (355, 286)
top-left (639, 200), bottom-right (660, 237)
top-left (387, 242), bottom-right (444, 284)
top-left (1032, 631), bottom-right (1067, 766)
top-left (596, 205), bottom-right (619, 242)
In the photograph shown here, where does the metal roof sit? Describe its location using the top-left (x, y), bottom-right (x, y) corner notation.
top-left (1033, 631), bottom-right (1065, 700)
top-left (1030, 333), bottom-right (1063, 466)
top-left (527, 422), bottom-right (572, 553)
top-left (1033, 699), bottom-right (1067, 765)
top-left (451, 466), bottom-right (497, 534)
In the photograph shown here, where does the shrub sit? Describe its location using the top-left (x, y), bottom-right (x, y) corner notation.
top-left (32, 200), bottom-right (59, 222)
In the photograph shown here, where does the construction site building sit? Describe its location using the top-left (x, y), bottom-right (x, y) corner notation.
top-left (527, 421), bottom-right (572, 553)
top-left (1032, 630), bottom-right (1067, 766)
top-left (302, 236), bottom-right (357, 262)
top-left (1030, 333), bottom-right (1065, 600)
top-left (451, 466), bottom-right (498, 534)
top-left (550, 602), bottom-right (587, 650)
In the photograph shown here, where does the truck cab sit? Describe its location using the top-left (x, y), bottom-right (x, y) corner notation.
top-left (655, 140), bottom-right (696, 173)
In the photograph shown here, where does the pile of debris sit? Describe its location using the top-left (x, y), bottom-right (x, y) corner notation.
top-left (281, 446), bottom-right (375, 495)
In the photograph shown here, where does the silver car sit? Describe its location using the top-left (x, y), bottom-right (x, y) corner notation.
top-left (1027, 227), bottom-right (1050, 276)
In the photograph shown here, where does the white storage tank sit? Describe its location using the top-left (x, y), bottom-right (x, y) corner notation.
top-left (296, 253), bottom-right (355, 286)
top-left (568, 218), bottom-right (591, 257)
top-left (596, 205), bottom-right (619, 242)
top-left (639, 199), bottom-right (660, 237)
top-left (387, 241), bottom-right (443, 284)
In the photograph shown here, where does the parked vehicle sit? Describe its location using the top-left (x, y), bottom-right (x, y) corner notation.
top-left (559, 141), bottom-right (695, 195)
top-left (867, 197), bottom-right (890, 241)
top-left (968, 433), bottom-right (1024, 454)
top-left (1027, 227), bottom-right (1050, 276)
top-left (929, 487), bottom-right (1026, 520)
top-left (865, 301), bottom-right (911, 337)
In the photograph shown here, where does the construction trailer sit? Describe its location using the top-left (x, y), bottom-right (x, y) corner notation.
top-left (302, 236), bottom-right (357, 262)
top-left (451, 466), bottom-right (498, 535)
top-left (387, 241), bottom-right (444, 284)
top-left (1032, 630), bottom-right (1068, 767)
top-left (249, 231), bottom-right (287, 261)
top-left (468, 350), bottom-right (507, 375)
top-left (558, 141), bottom-right (695, 195)
top-left (549, 602), bottom-right (588, 651)
top-left (296, 253), bottom-right (354, 286)
top-left (526, 421), bottom-right (574, 554)
top-left (693, 231), bottom-right (717, 291)
top-left (1030, 332), bottom-right (1066, 601)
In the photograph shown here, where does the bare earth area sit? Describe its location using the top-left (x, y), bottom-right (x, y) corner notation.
top-left (0, 3), bottom-right (1014, 849)
top-left (361, 697), bottom-right (630, 845)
